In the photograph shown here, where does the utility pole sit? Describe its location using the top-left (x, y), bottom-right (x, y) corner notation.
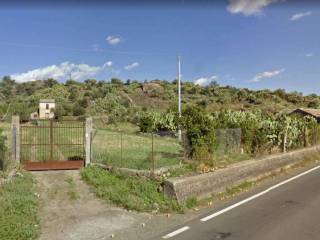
top-left (177, 56), bottom-right (182, 141)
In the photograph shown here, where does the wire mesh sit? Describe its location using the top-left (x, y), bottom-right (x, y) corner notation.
top-left (91, 129), bottom-right (183, 170)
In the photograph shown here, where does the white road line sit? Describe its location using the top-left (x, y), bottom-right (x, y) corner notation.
top-left (201, 165), bottom-right (320, 222)
top-left (162, 226), bottom-right (190, 239)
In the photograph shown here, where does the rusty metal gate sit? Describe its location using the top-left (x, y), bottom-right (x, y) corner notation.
top-left (20, 119), bottom-right (85, 170)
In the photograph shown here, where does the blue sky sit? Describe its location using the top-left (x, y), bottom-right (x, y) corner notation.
top-left (0, 0), bottom-right (319, 94)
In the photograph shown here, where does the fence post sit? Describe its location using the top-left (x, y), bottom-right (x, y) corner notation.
top-left (120, 131), bottom-right (123, 168)
top-left (11, 115), bottom-right (20, 165)
top-left (50, 119), bottom-right (53, 161)
top-left (152, 133), bottom-right (155, 174)
top-left (85, 117), bottom-right (93, 166)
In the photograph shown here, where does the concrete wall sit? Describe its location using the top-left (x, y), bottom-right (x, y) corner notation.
top-left (164, 146), bottom-right (320, 202)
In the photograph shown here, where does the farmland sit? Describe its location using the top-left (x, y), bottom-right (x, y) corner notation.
top-left (92, 127), bottom-right (183, 170)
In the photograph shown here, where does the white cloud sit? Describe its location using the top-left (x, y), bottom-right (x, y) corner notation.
top-left (290, 11), bottom-right (312, 21)
top-left (249, 68), bottom-right (285, 83)
top-left (227, 0), bottom-right (279, 16)
top-left (306, 53), bottom-right (314, 57)
top-left (194, 76), bottom-right (218, 86)
top-left (103, 61), bottom-right (113, 67)
top-left (106, 35), bottom-right (122, 46)
top-left (124, 62), bottom-right (140, 70)
top-left (11, 62), bottom-right (112, 82)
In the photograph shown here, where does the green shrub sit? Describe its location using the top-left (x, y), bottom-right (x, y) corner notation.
top-left (81, 166), bottom-right (183, 213)
top-left (185, 197), bottom-right (198, 209)
top-left (181, 105), bottom-right (216, 159)
top-left (137, 111), bottom-right (177, 133)
top-left (0, 128), bottom-right (6, 170)
top-left (73, 103), bottom-right (86, 116)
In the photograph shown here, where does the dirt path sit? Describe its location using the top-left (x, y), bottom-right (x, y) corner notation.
top-left (33, 170), bottom-right (149, 240)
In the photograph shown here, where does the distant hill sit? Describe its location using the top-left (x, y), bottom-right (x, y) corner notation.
top-left (0, 76), bottom-right (319, 122)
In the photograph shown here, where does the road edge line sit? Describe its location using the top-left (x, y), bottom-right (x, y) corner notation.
top-left (201, 164), bottom-right (320, 222)
top-left (162, 226), bottom-right (190, 239)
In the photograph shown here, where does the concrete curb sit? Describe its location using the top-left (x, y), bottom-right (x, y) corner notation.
top-left (164, 146), bottom-right (320, 202)
top-left (92, 163), bottom-right (181, 178)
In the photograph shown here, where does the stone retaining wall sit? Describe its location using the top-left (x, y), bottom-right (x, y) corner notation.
top-left (92, 163), bottom-right (181, 178)
top-left (164, 146), bottom-right (320, 202)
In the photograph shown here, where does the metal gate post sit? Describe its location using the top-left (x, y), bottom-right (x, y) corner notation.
top-left (85, 117), bottom-right (93, 166)
top-left (50, 119), bottom-right (53, 161)
top-left (11, 115), bottom-right (20, 165)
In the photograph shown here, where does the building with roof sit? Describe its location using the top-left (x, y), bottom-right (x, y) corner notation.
top-left (290, 108), bottom-right (320, 122)
top-left (39, 99), bottom-right (55, 119)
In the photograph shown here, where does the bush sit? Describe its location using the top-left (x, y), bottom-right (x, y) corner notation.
top-left (73, 103), bottom-right (86, 116)
top-left (81, 166), bottom-right (183, 213)
top-left (0, 128), bottom-right (6, 170)
top-left (137, 111), bottom-right (177, 133)
top-left (54, 104), bottom-right (65, 120)
top-left (181, 105), bottom-right (216, 159)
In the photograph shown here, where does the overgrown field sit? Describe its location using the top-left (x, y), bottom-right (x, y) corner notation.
top-left (0, 171), bottom-right (40, 240)
top-left (81, 165), bottom-right (183, 212)
top-left (92, 128), bottom-right (183, 170)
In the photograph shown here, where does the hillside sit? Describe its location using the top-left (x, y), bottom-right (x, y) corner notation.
top-left (0, 76), bottom-right (319, 122)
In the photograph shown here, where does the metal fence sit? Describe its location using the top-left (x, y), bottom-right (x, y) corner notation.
top-left (20, 120), bottom-right (85, 163)
top-left (91, 129), bottom-right (183, 171)
top-left (214, 128), bottom-right (242, 154)
top-left (0, 124), bottom-right (10, 171)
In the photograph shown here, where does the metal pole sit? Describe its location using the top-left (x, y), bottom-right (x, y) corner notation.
top-left (152, 133), bottom-right (155, 174)
top-left (120, 132), bottom-right (123, 167)
top-left (50, 119), bottom-right (53, 161)
top-left (178, 56), bottom-right (182, 141)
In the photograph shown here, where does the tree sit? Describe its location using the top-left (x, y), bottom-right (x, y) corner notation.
top-left (54, 104), bottom-right (66, 120)
top-left (44, 78), bottom-right (58, 88)
top-left (111, 78), bottom-right (123, 85)
top-left (73, 103), bottom-right (86, 116)
top-left (0, 76), bottom-right (15, 98)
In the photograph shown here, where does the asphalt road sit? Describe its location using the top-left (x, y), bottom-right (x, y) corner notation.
top-left (154, 165), bottom-right (320, 240)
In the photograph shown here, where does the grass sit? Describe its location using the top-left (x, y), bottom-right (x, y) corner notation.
top-left (168, 163), bottom-right (195, 178)
top-left (92, 128), bottom-right (183, 170)
top-left (81, 165), bottom-right (184, 213)
top-left (185, 197), bottom-right (198, 209)
top-left (65, 176), bottom-right (79, 200)
top-left (0, 171), bottom-right (40, 240)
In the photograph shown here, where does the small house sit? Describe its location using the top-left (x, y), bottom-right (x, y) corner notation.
top-left (290, 108), bottom-right (320, 122)
top-left (39, 99), bottom-right (55, 119)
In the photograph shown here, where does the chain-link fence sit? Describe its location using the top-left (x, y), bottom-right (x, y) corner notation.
top-left (215, 128), bottom-right (242, 154)
top-left (91, 128), bottom-right (183, 171)
top-left (0, 123), bottom-right (10, 171)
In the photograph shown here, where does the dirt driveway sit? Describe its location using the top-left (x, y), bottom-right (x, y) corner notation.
top-left (33, 170), bottom-right (151, 240)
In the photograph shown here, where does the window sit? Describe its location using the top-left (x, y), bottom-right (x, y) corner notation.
top-left (46, 104), bottom-right (49, 110)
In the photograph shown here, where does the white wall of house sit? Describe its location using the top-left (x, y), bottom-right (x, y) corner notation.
top-left (39, 102), bottom-right (55, 119)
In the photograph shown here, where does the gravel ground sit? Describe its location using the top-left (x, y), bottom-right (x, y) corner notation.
top-left (33, 170), bottom-right (150, 240)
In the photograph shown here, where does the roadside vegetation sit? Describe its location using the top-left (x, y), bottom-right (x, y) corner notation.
top-left (0, 127), bottom-right (7, 171)
top-left (81, 165), bottom-right (184, 213)
top-left (179, 105), bottom-right (320, 170)
top-left (0, 171), bottom-right (40, 240)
